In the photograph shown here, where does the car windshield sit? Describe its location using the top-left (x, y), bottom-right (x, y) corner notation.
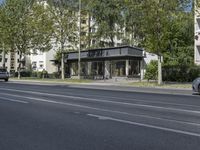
top-left (0, 69), bottom-right (7, 72)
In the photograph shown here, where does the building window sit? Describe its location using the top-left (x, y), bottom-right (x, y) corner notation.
top-left (92, 40), bottom-right (96, 45)
top-left (81, 19), bottom-right (87, 24)
top-left (39, 61), bottom-right (44, 69)
top-left (90, 27), bottom-right (96, 33)
top-left (81, 32), bottom-right (87, 36)
top-left (32, 62), bottom-right (37, 70)
top-left (39, 64), bottom-right (44, 68)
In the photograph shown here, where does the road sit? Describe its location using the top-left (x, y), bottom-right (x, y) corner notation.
top-left (0, 81), bottom-right (199, 150)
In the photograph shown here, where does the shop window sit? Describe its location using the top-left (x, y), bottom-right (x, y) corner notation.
top-left (91, 61), bottom-right (104, 76)
top-left (81, 62), bottom-right (88, 76)
top-left (129, 60), bottom-right (140, 76)
top-left (112, 61), bottom-right (126, 77)
top-left (71, 62), bottom-right (78, 76)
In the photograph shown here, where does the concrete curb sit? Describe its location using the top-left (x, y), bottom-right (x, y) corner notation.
top-left (9, 79), bottom-right (194, 96)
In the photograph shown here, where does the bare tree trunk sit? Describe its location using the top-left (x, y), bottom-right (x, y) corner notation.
top-left (110, 36), bottom-right (115, 47)
top-left (18, 53), bottom-right (22, 79)
top-left (88, 13), bottom-right (91, 48)
top-left (61, 52), bottom-right (65, 80)
top-left (158, 55), bottom-right (162, 85)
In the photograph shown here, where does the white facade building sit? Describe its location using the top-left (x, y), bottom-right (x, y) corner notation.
top-left (195, 4), bottom-right (200, 65)
top-left (0, 51), bottom-right (29, 74)
top-left (29, 48), bottom-right (57, 74)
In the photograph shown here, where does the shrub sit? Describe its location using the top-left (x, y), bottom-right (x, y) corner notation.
top-left (30, 70), bottom-right (49, 78)
top-left (145, 60), bottom-right (158, 81)
top-left (162, 65), bottom-right (200, 82)
top-left (15, 70), bottom-right (32, 77)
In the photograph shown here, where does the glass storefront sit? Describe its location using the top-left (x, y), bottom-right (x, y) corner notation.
top-left (91, 61), bottom-right (104, 76)
top-left (69, 59), bottom-right (141, 78)
top-left (71, 62), bottom-right (78, 76)
top-left (112, 60), bottom-right (126, 77)
top-left (81, 62), bottom-right (88, 76)
top-left (129, 60), bottom-right (140, 77)
top-left (71, 62), bottom-right (88, 76)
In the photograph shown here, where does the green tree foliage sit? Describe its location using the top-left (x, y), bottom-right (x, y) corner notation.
top-left (144, 60), bottom-right (158, 81)
top-left (0, 0), bottom-right (54, 78)
top-left (87, 0), bottom-right (123, 47)
top-left (47, 0), bottom-right (78, 79)
top-left (122, 0), bottom-right (144, 46)
top-left (141, 0), bottom-right (191, 84)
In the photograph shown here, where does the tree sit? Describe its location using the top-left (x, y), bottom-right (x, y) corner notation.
top-left (141, 0), bottom-right (191, 85)
top-left (0, 2), bottom-right (7, 68)
top-left (47, 0), bottom-right (78, 80)
top-left (87, 0), bottom-right (123, 47)
top-left (122, 0), bottom-right (144, 47)
top-left (0, 0), bottom-right (54, 79)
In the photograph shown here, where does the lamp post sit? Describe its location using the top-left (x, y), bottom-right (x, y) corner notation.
top-left (78, 0), bottom-right (81, 79)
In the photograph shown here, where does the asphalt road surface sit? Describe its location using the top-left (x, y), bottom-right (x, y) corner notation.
top-left (0, 82), bottom-right (199, 150)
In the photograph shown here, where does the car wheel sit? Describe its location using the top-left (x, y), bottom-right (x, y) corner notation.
top-left (4, 79), bottom-right (8, 82)
top-left (198, 84), bottom-right (200, 93)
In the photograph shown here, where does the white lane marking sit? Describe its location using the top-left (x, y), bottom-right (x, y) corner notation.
top-left (87, 114), bottom-right (200, 137)
top-left (0, 97), bottom-right (28, 104)
top-left (0, 88), bottom-right (200, 115)
top-left (1, 92), bottom-right (200, 127)
top-left (11, 87), bottom-right (198, 109)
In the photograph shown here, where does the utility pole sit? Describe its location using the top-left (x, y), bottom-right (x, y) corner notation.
top-left (78, 0), bottom-right (81, 79)
top-left (60, 10), bottom-right (65, 80)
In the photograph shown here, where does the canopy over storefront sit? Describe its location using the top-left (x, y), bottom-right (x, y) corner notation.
top-left (66, 46), bottom-right (144, 62)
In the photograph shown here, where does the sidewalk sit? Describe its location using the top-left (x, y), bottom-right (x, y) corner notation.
top-left (9, 79), bottom-right (194, 96)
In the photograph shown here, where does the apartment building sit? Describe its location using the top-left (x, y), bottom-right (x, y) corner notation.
top-left (195, 3), bottom-right (200, 65)
top-left (0, 51), bottom-right (29, 75)
top-left (29, 48), bottom-right (57, 74)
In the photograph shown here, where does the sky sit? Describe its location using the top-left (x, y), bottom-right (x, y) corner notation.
top-left (0, 0), bottom-right (4, 4)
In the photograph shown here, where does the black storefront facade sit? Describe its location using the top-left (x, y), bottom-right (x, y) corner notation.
top-left (65, 46), bottom-right (144, 80)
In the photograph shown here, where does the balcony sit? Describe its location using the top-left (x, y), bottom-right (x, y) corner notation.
top-left (195, 32), bottom-right (200, 46)
top-left (195, 39), bottom-right (200, 46)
